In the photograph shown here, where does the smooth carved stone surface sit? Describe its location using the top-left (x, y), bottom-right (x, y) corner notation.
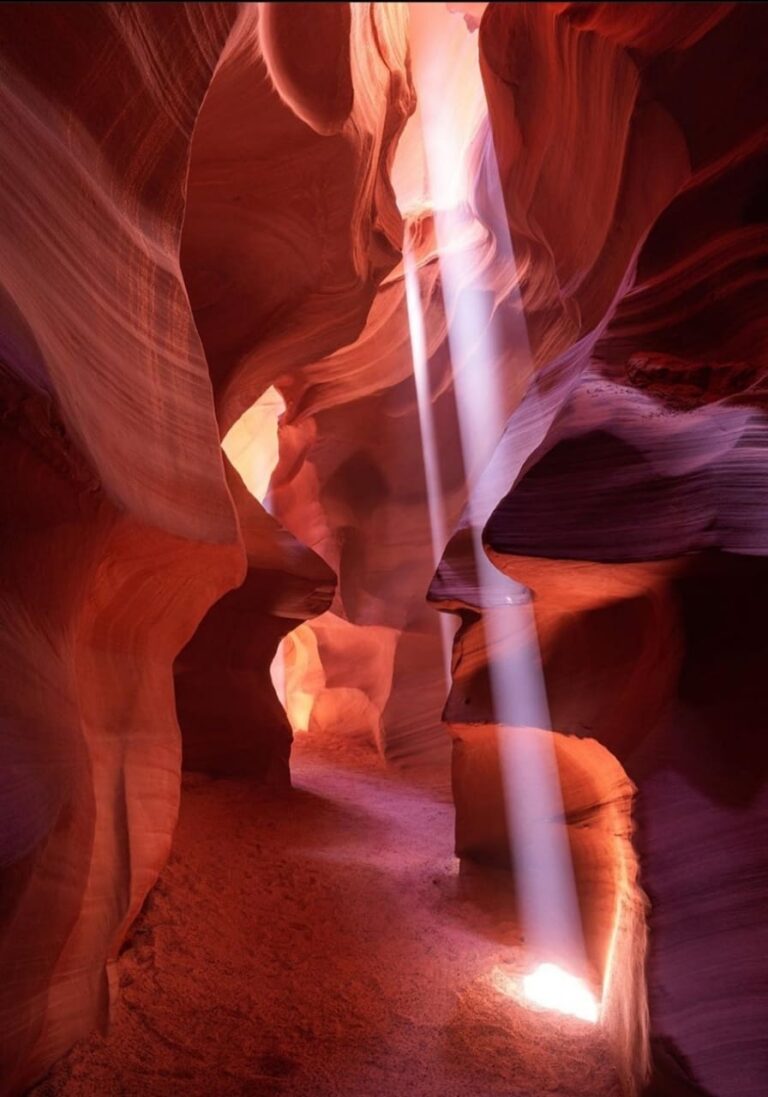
top-left (450, 722), bottom-right (648, 1095)
top-left (430, 4), bottom-right (768, 1096)
top-left (268, 368), bottom-right (465, 763)
top-left (0, 7), bottom-right (243, 1092)
top-left (258, 0), bottom-right (575, 764)
top-left (0, 3), bottom-right (416, 1092)
top-left (490, 554), bottom-right (768, 1097)
top-left (0, 2), bottom-right (240, 542)
top-left (259, 2), bottom-right (354, 136)
top-left (0, 387), bottom-right (243, 1097)
top-left (178, 3), bottom-right (427, 763)
top-left (180, 1), bottom-right (414, 433)
top-left (2, 2), bottom-right (767, 1096)
top-left (485, 373), bottom-right (768, 561)
top-left (174, 460), bottom-right (336, 782)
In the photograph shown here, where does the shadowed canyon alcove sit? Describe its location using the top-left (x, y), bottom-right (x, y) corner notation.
top-left (1, 4), bottom-right (766, 1097)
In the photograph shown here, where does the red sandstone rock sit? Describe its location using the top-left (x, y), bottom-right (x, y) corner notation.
top-left (0, 4), bottom-right (408, 1092)
top-left (2, 2), bottom-right (767, 1096)
top-left (174, 459), bottom-right (335, 782)
top-left (0, 8), bottom-right (242, 1090)
top-left (430, 4), bottom-right (768, 1094)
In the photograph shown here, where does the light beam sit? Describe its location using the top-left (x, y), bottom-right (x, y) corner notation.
top-left (402, 1), bottom-right (595, 1004)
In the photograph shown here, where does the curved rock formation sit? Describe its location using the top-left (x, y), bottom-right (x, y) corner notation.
top-left (259, 3), bottom-right (534, 765)
top-left (2, 2), bottom-right (766, 1095)
top-left (430, 3), bottom-right (768, 1094)
top-left (0, 7), bottom-right (241, 1090)
top-left (174, 459), bottom-right (335, 781)
top-left (177, 1), bottom-right (424, 762)
top-left (180, 1), bottom-right (413, 433)
top-left (0, 3), bottom-right (411, 1092)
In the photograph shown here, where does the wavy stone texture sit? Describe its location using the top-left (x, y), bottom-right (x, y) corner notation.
top-left (430, 3), bottom-right (768, 1095)
top-left (1, 2), bottom-right (766, 1097)
top-left (180, 0), bottom-right (414, 433)
top-left (174, 458), bottom-right (336, 781)
top-left (0, 3), bottom-right (409, 1093)
top-left (177, 1), bottom-right (429, 762)
top-left (0, 8), bottom-right (241, 1092)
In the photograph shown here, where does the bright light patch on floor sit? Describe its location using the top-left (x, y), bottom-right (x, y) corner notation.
top-left (522, 963), bottom-right (600, 1023)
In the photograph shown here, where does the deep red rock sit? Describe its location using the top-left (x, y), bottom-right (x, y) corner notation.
top-left (2, 3), bottom-right (767, 1096)
top-left (430, 4), bottom-right (768, 1094)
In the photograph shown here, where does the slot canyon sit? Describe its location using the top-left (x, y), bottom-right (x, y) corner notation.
top-left (1, 2), bottom-right (767, 1095)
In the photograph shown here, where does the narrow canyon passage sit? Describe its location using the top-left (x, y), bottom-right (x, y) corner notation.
top-left (2, 6), bottom-right (767, 1096)
top-left (30, 737), bottom-right (621, 1097)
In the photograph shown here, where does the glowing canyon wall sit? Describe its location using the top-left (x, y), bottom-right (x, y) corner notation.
top-left (0, 3), bottom-right (766, 1096)
top-left (0, 3), bottom-right (410, 1091)
top-left (431, 4), bottom-right (768, 1095)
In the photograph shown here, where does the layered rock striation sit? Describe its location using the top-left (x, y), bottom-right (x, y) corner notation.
top-left (0, 4), bottom-right (411, 1091)
top-left (431, 4), bottom-right (768, 1094)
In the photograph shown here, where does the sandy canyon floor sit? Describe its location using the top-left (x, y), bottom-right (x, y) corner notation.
top-left (30, 735), bottom-right (622, 1097)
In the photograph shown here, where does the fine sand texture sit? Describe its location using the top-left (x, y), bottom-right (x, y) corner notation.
top-left (29, 735), bottom-right (622, 1097)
